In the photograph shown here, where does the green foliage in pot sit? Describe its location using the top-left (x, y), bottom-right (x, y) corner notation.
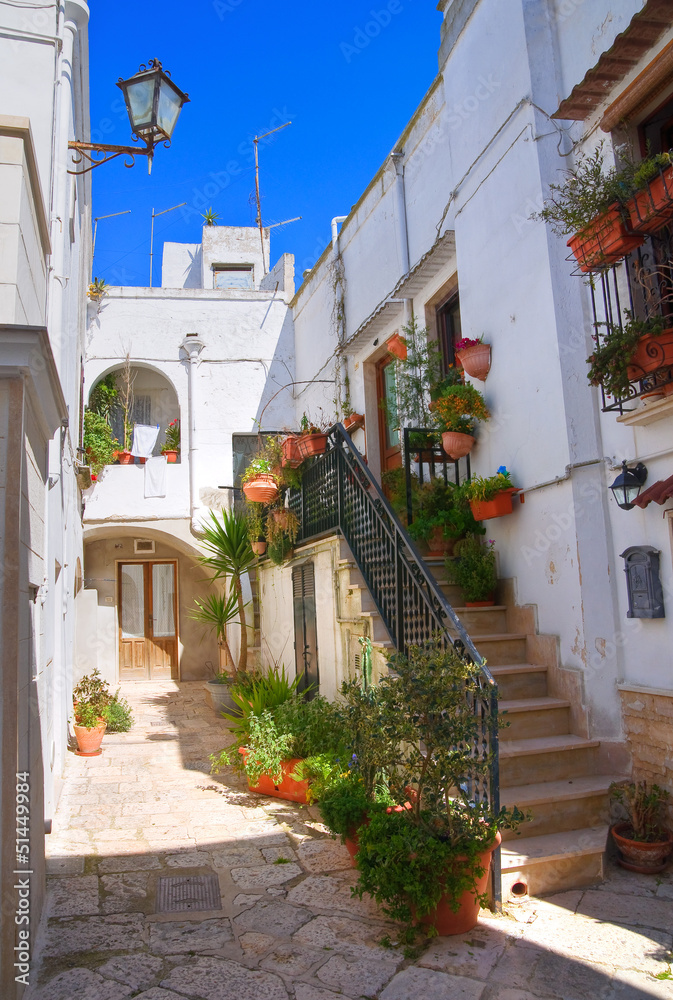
top-left (409, 478), bottom-right (484, 545)
top-left (211, 665), bottom-right (306, 744)
top-left (461, 471), bottom-right (513, 503)
top-left (190, 589), bottom-right (240, 668)
top-left (162, 418), bottom-right (180, 454)
top-left (199, 509), bottom-right (255, 672)
top-left (73, 668), bottom-right (112, 718)
top-left (88, 372), bottom-right (118, 422)
top-left (73, 669), bottom-right (133, 732)
top-left (611, 780), bottom-right (671, 842)
top-left (83, 409), bottom-right (119, 474)
top-left (432, 383), bottom-right (490, 435)
top-left (587, 312), bottom-right (665, 398)
top-left (202, 207), bottom-right (220, 225)
top-left (245, 501), bottom-right (265, 545)
top-left (102, 695), bottom-right (134, 733)
top-left (532, 144), bottom-right (629, 237)
top-left (241, 456), bottom-right (276, 484)
top-left (384, 317), bottom-right (447, 434)
top-left (319, 771), bottom-right (371, 840)
top-left (267, 534), bottom-right (294, 565)
top-left (445, 535), bottom-right (497, 603)
top-left (352, 640), bottom-right (523, 940)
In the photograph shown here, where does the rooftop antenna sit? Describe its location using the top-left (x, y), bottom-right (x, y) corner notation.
top-left (92, 210), bottom-right (131, 275)
top-left (253, 122), bottom-right (294, 275)
top-left (149, 202), bottom-right (186, 288)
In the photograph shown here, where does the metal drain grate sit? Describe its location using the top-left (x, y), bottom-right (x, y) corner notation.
top-left (156, 875), bottom-right (222, 913)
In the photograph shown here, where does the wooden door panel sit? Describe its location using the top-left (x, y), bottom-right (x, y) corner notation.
top-left (119, 561), bottom-right (178, 682)
top-left (148, 638), bottom-right (177, 680)
top-left (120, 638), bottom-right (146, 681)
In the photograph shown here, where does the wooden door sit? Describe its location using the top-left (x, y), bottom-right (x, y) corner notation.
top-left (293, 564), bottom-right (319, 698)
top-left (119, 562), bottom-right (178, 681)
top-left (376, 355), bottom-right (401, 472)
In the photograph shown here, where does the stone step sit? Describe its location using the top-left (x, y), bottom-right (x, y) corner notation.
top-left (469, 633), bottom-right (528, 665)
top-left (499, 734), bottom-right (601, 787)
top-left (358, 611), bottom-right (390, 643)
top-left (499, 697), bottom-right (571, 740)
top-left (448, 606), bottom-right (508, 634)
top-left (500, 775), bottom-right (623, 840)
top-left (500, 825), bottom-right (609, 899)
top-left (488, 663), bottom-right (548, 700)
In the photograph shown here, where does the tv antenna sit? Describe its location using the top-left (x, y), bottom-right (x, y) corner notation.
top-left (253, 122), bottom-right (300, 274)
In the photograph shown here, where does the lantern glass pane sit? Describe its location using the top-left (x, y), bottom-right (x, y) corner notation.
top-left (157, 80), bottom-right (183, 138)
top-left (125, 78), bottom-right (155, 128)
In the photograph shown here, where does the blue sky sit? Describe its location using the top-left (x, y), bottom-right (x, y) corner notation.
top-left (89, 2), bottom-right (443, 287)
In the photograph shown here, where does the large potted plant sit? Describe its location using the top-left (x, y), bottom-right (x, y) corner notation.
top-left (610, 780), bottom-right (673, 873)
top-left (432, 384), bottom-right (490, 459)
top-left (83, 410), bottom-right (119, 476)
top-left (384, 317), bottom-right (449, 453)
top-left (534, 145), bottom-right (643, 271)
top-left (352, 640), bottom-right (522, 938)
top-left (462, 471), bottom-right (520, 521)
top-left (445, 535), bottom-right (497, 605)
top-left (190, 588), bottom-right (240, 684)
top-left (409, 478), bottom-right (483, 554)
top-left (72, 669), bottom-right (133, 755)
top-left (587, 313), bottom-right (673, 398)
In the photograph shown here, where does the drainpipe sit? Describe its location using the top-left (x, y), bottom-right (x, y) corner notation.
top-left (331, 216), bottom-right (347, 247)
top-left (389, 152), bottom-right (413, 326)
top-left (181, 334), bottom-right (205, 532)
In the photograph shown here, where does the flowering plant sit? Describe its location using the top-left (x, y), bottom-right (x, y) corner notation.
top-left (162, 419), bottom-right (180, 454)
top-left (455, 336), bottom-right (483, 352)
top-left (432, 384), bottom-right (490, 434)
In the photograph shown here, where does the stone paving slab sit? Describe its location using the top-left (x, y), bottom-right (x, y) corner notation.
top-left (26, 681), bottom-right (673, 1000)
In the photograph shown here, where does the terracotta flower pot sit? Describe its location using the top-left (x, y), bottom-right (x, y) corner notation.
top-left (627, 166), bottom-right (673, 234)
top-left (441, 431), bottom-right (475, 460)
top-left (427, 528), bottom-right (456, 555)
top-left (567, 204), bottom-right (643, 272)
top-left (281, 435), bottom-right (303, 468)
top-left (296, 433), bottom-right (328, 459)
top-left (611, 822), bottom-right (673, 873)
top-left (625, 328), bottom-right (673, 382)
top-left (419, 831), bottom-right (501, 936)
top-left (251, 540), bottom-right (267, 555)
top-left (162, 450), bottom-right (178, 463)
top-left (239, 749), bottom-right (309, 804)
top-left (343, 413), bottom-right (365, 433)
top-left (386, 332), bottom-right (407, 360)
top-left (242, 474), bottom-right (280, 504)
top-left (456, 344), bottom-right (491, 381)
top-left (469, 488), bottom-right (520, 521)
top-left (117, 451), bottom-right (133, 465)
top-left (73, 720), bottom-right (106, 756)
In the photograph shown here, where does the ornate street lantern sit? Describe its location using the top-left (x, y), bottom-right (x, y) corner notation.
top-left (609, 461), bottom-right (647, 510)
top-left (68, 60), bottom-right (189, 175)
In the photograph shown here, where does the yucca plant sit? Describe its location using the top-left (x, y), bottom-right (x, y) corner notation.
top-left (199, 509), bottom-right (255, 671)
top-left (190, 589), bottom-right (240, 668)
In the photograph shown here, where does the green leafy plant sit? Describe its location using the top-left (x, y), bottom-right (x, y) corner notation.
top-left (587, 312), bottom-right (665, 399)
top-left (631, 150), bottom-right (672, 191)
top-left (532, 144), bottom-right (629, 237)
top-left (88, 372), bottom-right (118, 423)
top-left (319, 771), bottom-right (370, 840)
top-left (407, 477), bottom-right (484, 545)
top-left (214, 710), bottom-right (296, 785)
top-left (88, 277), bottom-right (109, 301)
top-left (202, 207), bottom-right (220, 225)
top-left (245, 501), bottom-right (265, 544)
top-left (117, 353), bottom-right (135, 452)
top-left (445, 535), bottom-right (497, 603)
top-left (242, 457), bottom-right (276, 483)
top-left (73, 668), bottom-right (111, 717)
top-left (352, 640), bottom-right (524, 940)
top-left (267, 533), bottom-right (295, 565)
top-left (432, 384), bottom-right (490, 435)
top-left (74, 703), bottom-right (101, 729)
top-left (162, 418), bottom-right (180, 454)
top-left (610, 780), bottom-right (671, 842)
top-left (387, 317), bottom-right (447, 430)
top-left (190, 589), bottom-right (240, 667)
top-left (199, 508), bottom-right (255, 672)
top-left (461, 471), bottom-right (513, 503)
top-left (102, 694), bottom-right (134, 733)
top-left (265, 506), bottom-right (299, 547)
top-left (213, 665), bottom-right (306, 743)
top-left (83, 409), bottom-right (119, 474)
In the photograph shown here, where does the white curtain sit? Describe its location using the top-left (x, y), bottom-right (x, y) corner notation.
top-left (152, 564), bottom-right (175, 637)
top-left (121, 564), bottom-right (145, 638)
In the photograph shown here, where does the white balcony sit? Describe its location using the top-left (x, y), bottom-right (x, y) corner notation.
top-left (82, 461), bottom-right (190, 524)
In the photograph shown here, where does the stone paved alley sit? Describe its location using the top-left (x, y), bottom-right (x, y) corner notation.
top-left (27, 682), bottom-right (673, 1000)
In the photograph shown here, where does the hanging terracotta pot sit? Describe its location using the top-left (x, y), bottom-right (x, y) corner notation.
top-left (242, 474), bottom-right (279, 504)
top-left (567, 204), bottom-right (643, 273)
top-left (469, 488), bottom-right (520, 521)
top-left (296, 432), bottom-right (328, 459)
top-left (456, 344), bottom-right (491, 381)
top-left (441, 431), bottom-right (475, 460)
top-left (627, 166), bottom-right (673, 234)
top-left (625, 328), bottom-right (673, 381)
top-left (386, 332), bottom-right (408, 360)
top-left (251, 539), bottom-right (267, 556)
top-left (343, 413), bottom-right (365, 433)
top-left (281, 435), bottom-right (303, 468)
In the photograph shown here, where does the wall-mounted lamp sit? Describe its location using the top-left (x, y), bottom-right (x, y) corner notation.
top-left (68, 59), bottom-right (189, 175)
top-left (609, 461), bottom-right (647, 510)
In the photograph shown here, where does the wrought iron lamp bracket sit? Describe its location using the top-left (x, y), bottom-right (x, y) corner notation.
top-left (67, 138), bottom-right (167, 175)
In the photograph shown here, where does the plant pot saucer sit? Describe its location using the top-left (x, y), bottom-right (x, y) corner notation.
top-left (75, 747), bottom-right (103, 757)
top-left (617, 856), bottom-right (670, 874)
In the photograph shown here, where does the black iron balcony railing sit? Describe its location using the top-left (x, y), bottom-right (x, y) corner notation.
top-left (288, 423), bottom-right (500, 905)
top-left (589, 226), bottom-right (673, 413)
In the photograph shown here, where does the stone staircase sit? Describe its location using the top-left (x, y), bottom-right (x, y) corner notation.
top-left (337, 539), bottom-right (625, 901)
